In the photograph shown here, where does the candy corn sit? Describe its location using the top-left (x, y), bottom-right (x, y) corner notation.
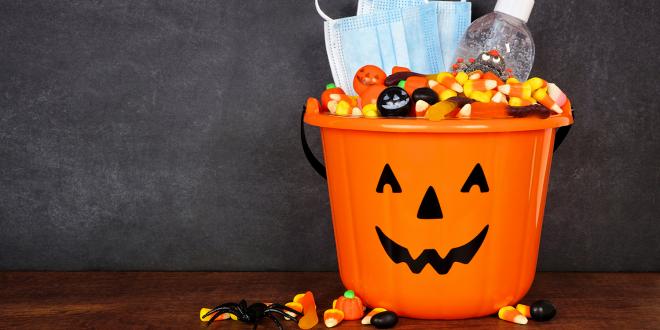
top-left (439, 89), bottom-right (458, 101)
top-left (362, 103), bottom-right (379, 118)
top-left (324, 308), bottom-right (345, 328)
top-left (491, 91), bottom-right (507, 104)
top-left (498, 82), bottom-right (532, 99)
top-left (436, 72), bottom-right (463, 93)
top-left (533, 87), bottom-right (563, 113)
top-left (335, 100), bottom-right (351, 116)
top-left (463, 79), bottom-right (498, 97)
top-left (509, 97), bottom-right (534, 107)
top-left (415, 100), bottom-right (430, 117)
top-left (470, 90), bottom-right (493, 103)
top-left (285, 302), bottom-right (304, 318)
top-left (498, 306), bottom-right (528, 325)
top-left (468, 70), bottom-right (483, 80)
top-left (506, 77), bottom-right (520, 84)
top-left (361, 308), bottom-right (388, 325)
top-left (429, 79), bottom-right (448, 95)
top-left (547, 83), bottom-right (567, 107)
top-left (458, 103), bottom-right (472, 118)
top-left (515, 304), bottom-right (532, 318)
top-left (199, 308), bottom-right (235, 322)
top-left (482, 71), bottom-right (504, 85)
top-left (455, 71), bottom-right (469, 85)
top-left (526, 77), bottom-right (547, 91)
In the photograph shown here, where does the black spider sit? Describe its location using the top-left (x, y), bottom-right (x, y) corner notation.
top-left (202, 299), bottom-right (302, 330)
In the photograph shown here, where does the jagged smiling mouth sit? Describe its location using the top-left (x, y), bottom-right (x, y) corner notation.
top-left (375, 225), bottom-right (489, 275)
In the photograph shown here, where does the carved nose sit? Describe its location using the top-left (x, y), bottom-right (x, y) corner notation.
top-left (417, 186), bottom-right (443, 220)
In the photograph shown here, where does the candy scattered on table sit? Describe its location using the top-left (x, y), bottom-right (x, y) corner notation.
top-left (529, 300), bottom-right (557, 321)
top-left (498, 306), bottom-right (528, 325)
top-left (323, 308), bottom-right (345, 328)
top-left (295, 291), bottom-right (319, 329)
top-left (333, 290), bottom-right (365, 321)
top-left (370, 311), bottom-right (399, 329)
top-left (361, 308), bottom-right (388, 325)
top-left (313, 60), bottom-right (570, 120)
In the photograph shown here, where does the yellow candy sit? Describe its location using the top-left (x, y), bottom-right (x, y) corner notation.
top-left (526, 77), bottom-right (547, 91)
top-left (425, 100), bottom-right (457, 121)
top-left (439, 89), bottom-right (458, 101)
top-left (509, 97), bottom-right (533, 107)
top-left (470, 90), bottom-right (493, 103)
top-left (362, 103), bottom-right (379, 118)
top-left (506, 77), bottom-right (520, 84)
top-left (455, 71), bottom-right (469, 85)
top-left (199, 308), bottom-right (236, 322)
top-left (335, 100), bottom-right (351, 116)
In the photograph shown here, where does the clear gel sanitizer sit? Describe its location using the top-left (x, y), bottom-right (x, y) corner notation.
top-left (454, 0), bottom-right (535, 80)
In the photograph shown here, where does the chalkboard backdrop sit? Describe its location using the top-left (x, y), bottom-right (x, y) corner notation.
top-left (1, 0), bottom-right (658, 271)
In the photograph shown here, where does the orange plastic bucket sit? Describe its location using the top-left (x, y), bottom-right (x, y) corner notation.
top-left (302, 98), bottom-right (573, 319)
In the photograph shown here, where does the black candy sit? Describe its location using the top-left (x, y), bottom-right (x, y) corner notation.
top-left (377, 86), bottom-right (411, 117)
top-left (371, 311), bottom-right (398, 329)
top-left (530, 300), bottom-right (556, 321)
top-left (412, 87), bottom-right (439, 106)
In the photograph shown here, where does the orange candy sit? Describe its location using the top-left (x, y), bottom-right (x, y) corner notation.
top-left (436, 73), bottom-right (463, 93)
top-left (482, 71), bottom-right (504, 85)
top-left (358, 84), bottom-right (386, 108)
top-left (391, 66), bottom-right (411, 74)
top-left (463, 79), bottom-right (498, 97)
top-left (498, 82), bottom-right (532, 99)
top-left (515, 304), bottom-right (532, 318)
top-left (320, 84), bottom-right (346, 112)
top-left (353, 65), bottom-right (386, 95)
top-left (533, 87), bottom-right (563, 113)
top-left (361, 308), bottom-right (388, 325)
top-left (297, 291), bottom-right (319, 329)
top-left (323, 309), bottom-right (345, 328)
top-left (402, 76), bottom-right (429, 95)
top-left (469, 101), bottom-right (509, 119)
top-left (498, 306), bottom-right (528, 325)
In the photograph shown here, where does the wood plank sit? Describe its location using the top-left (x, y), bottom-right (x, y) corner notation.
top-left (0, 272), bottom-right (658, 329)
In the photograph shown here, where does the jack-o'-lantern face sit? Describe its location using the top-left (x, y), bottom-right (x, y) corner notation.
top-left (374, 163), bottom-right (490, 275)
top-left (353, 65), bottom-right (386, 95)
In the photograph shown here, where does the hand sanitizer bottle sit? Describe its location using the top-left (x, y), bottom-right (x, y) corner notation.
top-left (453, 0), bottom-right (535, 81)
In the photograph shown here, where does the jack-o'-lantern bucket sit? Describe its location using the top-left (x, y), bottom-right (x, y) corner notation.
top-left (301, 98), bottom-right (573, 319)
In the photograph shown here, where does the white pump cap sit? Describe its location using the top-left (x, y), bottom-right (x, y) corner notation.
top-left (494, 0), bottom-right (535, 23)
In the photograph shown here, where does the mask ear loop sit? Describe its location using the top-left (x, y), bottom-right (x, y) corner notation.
top-left (315, 0), bottom-right (334, 21)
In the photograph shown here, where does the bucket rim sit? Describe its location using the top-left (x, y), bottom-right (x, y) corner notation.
top-left (304, 98), bottom-right (574, 133)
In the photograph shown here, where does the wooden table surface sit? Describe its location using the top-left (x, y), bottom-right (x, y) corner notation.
top-left (0, 272), bottom-right (658, 329)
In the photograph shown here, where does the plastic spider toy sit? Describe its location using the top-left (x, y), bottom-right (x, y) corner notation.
top-left (452, 49), bottom-right (513, 80)
top-left (202, 299), bottom-right (302, 329)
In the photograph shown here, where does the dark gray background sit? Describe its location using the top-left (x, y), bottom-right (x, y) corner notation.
top-left (1, 0), bottom-right (658, 271)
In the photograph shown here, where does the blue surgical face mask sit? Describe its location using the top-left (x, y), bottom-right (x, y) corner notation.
top-left (316, 0), bottom-right (471, 95)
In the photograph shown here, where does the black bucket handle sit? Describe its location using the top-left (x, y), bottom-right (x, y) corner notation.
top-left (301, 105), bottom-right (573, 180)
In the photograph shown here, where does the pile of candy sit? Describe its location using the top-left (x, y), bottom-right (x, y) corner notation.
top-left (323, 290), bottom-right (398, 329)
top-left (317, 53), bottom-right (569, 121)
top-left (200, 290), bottom-right (399, 329)
top-left (498, 300), bottom-right (557, 325)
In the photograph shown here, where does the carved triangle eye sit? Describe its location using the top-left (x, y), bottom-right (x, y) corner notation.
top-left (376, 164), bottom-right (402, 193)
top-left (461, 163), bottom-right (489, 193)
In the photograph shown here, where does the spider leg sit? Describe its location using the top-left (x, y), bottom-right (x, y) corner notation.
top-left (204, 302), bottom-right (240, 317)
top-left (267, 314), bottom-right (283, 330)
top-left (267, 304), bottom-right (303, 318)
top-left (264, 308), bottom-right (299, 322)
top-left (204, 307), bottom-right (241, 327)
